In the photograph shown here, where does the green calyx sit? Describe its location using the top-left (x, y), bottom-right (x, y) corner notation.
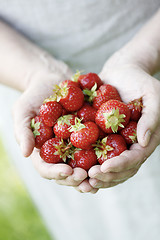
top-left (129, 130), bottom-right (137, 143)
top-left (52, 84), bottom-right (69, 102)
top-left (93, 137), bottom-right (113, 160)
top-left (103, 108), bottom-right (126, 133)
top-left (83, 83), bottom-right (97, 102)
top-left (71, 70), bottom-right (83, 82)
top-left (31, 118), bottom-right (41, 137)
top-left (43, 95), bottom-right (57, 103)
top-left (57, 115), bottom-right (73, 126)
top-left (69, 117), bottom-right (85, 132)
top-left (54, 139), bottom-right (73, 162)
top-left (67, 146), bottom-right (82, 160)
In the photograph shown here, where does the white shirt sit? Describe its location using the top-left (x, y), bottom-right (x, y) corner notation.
top-left (0, 1), bottom-right (160, 240)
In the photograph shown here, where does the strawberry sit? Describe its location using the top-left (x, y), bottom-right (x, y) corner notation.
top-left (83, 84), bottom-right (121, 109)
top-left (53, 84), bottom-right (84, 112)
top-left (77, 102), bottom-right (97, 123)
top-left (67, 157), bottom-right (77, 168)
top-left (98, 127), bottom-right (107, 139)
top-left (68, 148), bottom-right (98, 171)
top-left (93, 84), bottom-right (122, 109)
top-left (39, 100), bottom-right (63, 127)
top-left (53, 114), bottom-right (76, 140)
top-left (78, 72), bottom-right (103, 90)
top-left (61, 108), bottom-right (69, 116)
top-left (69, 118), bottom-right (99, 149)
top-left (59, 79), bottom-right (80, 88)
top-left (120, 121), bottom-right (137, 145)
top-left (40, 137), bottom-right (71, 164)
top-left (95, 99), bottom-right (131, 133)
top-left (31, 116), bottom-right (54, 149)
top-left (127, 97), bottom-right (143, 121)
top-left (94, 134), bottom-right (127, 164)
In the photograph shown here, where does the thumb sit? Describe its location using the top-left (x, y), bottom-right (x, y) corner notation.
top-left (12, 97), bottom-right (36, 157)
top-left (137, 94), bottom-right (159, 147)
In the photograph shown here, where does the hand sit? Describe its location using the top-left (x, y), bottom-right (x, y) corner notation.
top-left (12, 61), bottom-right (85, 185)
top-left (76, 49), bottom-right (160, 192)
top-left (12, 61), bottom-right (99, 192)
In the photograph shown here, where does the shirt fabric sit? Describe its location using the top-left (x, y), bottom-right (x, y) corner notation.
top-left (0, 1), bottom-right (160, 240)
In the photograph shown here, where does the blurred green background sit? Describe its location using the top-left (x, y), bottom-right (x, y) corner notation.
top-left (0, 137), bottom-right (53, 240)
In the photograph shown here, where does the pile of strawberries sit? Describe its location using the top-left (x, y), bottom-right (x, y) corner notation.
top-left (31, 72), bottom-right (142, 171)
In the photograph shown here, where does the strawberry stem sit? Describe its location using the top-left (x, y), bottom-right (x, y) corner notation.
top-left (83, 83), bottom-right (97, 102)
top-left (103, 108), bottom-right (125, 133)
top-left (69, 117), bottom-right (85, 132)
top-left (31, 118), bottom-right (41, 137)
top-left (71, 70), bottom-right (83, 82)
top-left (93, 137), bottom-right (113, 160)
top-left (52, 84), bottom-right (68, 102)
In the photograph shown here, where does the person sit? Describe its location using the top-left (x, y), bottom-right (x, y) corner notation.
top-left (0, 1), bottom-right (160, 239)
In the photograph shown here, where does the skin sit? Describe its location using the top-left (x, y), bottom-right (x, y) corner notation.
top-left (0, 9), bottom-right (160, 194)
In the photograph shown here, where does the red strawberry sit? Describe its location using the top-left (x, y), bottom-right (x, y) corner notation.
top-left (53, 84), bottom-right (84, 111)
top-left (120, 121), bottom-right (137, 145)
top-left (95, 99), bottom-right (131, 133)
top-left (98, 127), bottom-right (107, 139)
top-left (78, 72), bottom-right (103, 90)
top-left (40, 138), bottom-right (71, 164)
top-left (83, 84), bottom-right (121, 108)
top-left (59, 79), bottom-right (80, 88)
top-left (127, 97), bottom-right (143, 121)
top-left (93, 84), bottom-right (122, 109)
top-left (31, 116), bottom-right (54, 149)
top-left (61, 108), bottom-right (69, 116)
top-left (53, 114), bottom-right (76, 140)
top-left (70, 118), bottom-right (99, 149)
top-left (94, 134), bottom-right (127, 164)
top-left (68, 149), bottom-right (98, 171)
top-left (77, 102), bottom-right (97, 123)
top-left (39, 100), bottom-right (63, 127)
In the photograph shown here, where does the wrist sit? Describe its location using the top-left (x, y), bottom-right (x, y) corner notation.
top-left (23, 53), bottom-right (73, 91)
top-left (122, 39), bottom-right (160, 75)
top-left (108, 39), bottom-right (160, 76)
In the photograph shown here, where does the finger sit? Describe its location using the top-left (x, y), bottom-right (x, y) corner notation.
top-left (101, 125), bottom-right (160, 174)
top-left (100, 146), bottom-right (144, 173)
top-left (90, 188), bottom-right (99, 194)
top-left (89, 167), bottom-right (138, 182)
top-left (89, 178), bottom-right (126, 189)
top-left (137, 85), bottom-right (160, 147)
top-left (31, 148), bottom-right (73, 179)
top-left (56, 168), bottom-right (87, 186)
top-left (12, 98), bottom-right (37, 157)
top-left (74, 179), bottom-right (97, 193)
top-left (88, 165), bottom-right (102, 178)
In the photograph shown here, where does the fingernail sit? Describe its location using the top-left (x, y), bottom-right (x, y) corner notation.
top-left (93, 182), bottom-right (102, 188)
top-left (60, 173), bottom-right (69, 177)
top-left (144, 130), bottom-right (151, 146)
top-left (73, 177), bottom-right (82, 181)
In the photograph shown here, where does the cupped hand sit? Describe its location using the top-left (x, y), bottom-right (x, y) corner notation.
top-left (31, 148), bottom-right (98, 192)
top-left (12, 61), bottom-right (98, 190)
top-left (76, 50), bottom-right (160, 192)
top-left (12, 61), bottom-right (84, 183)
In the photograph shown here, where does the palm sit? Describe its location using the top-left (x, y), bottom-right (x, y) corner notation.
top-left (100, 64), bottom-right (158, 102)
top-left (85, 62), bottom-right (160, 190)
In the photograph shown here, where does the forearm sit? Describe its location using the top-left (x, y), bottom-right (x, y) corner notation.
top-left (116, 9), bottom-right (160, 74)
top-left (0, 21), bottom-right (70, 91)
